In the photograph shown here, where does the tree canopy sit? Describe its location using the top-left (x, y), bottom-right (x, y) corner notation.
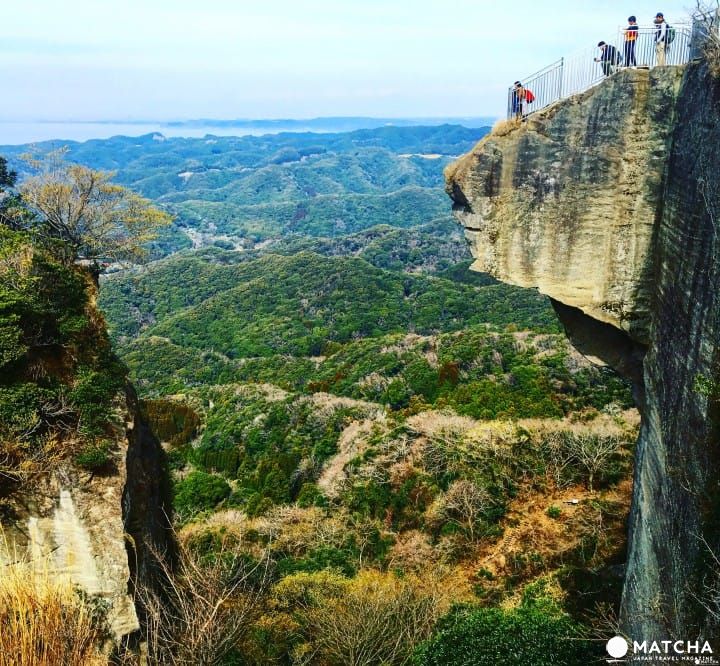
top-left (17, 153), bottom-right (171, 263)
top-left (0, 157), bottom-right (27, 230)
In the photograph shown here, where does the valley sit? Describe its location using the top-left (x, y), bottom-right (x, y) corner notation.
top-left (0, 121), bottom-right (640, 663)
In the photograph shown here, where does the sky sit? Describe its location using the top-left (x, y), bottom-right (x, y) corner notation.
top-left (1, 0), bottom-right (696, 121)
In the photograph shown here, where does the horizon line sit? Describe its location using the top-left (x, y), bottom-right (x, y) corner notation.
top-left (0, 115), bottom-right (499, 125)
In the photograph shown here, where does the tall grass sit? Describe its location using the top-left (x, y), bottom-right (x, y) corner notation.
top-left (0, 559), bottom-right (106, 666)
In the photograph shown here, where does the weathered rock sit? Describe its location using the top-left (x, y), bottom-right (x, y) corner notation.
top-left (447, 68), bottom-right (684, 344)
top-left (446, 63), bottom-right (720, 644)
top-left (1, 390), bottom-right (172, 644)
top-left (0, 252), bottom-right (172, 651)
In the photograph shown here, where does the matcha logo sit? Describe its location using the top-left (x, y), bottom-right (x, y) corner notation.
top-left (605, 635), bottom-right (718, 663)
top-left (606, 636), bottom-right (629, 659)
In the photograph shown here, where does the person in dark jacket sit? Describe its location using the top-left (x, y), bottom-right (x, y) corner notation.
top-left (511, 81), bottom-right (526, 120)
top-left (624, 16), bottom-right (639, 67)
top-left (595, 41), bottom-right (621, 77)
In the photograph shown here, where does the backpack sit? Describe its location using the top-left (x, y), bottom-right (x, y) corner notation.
top-left (666, 24), bottom-right (676, 44)
top-left (525, 89), bottom-right (535, 103)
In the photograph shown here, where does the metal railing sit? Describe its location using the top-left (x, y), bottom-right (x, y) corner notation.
top-left (507, 23), bottom-right (697, 120)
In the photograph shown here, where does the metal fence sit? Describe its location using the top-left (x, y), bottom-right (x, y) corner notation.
top-left (507, 23), bottom-right (696, 120)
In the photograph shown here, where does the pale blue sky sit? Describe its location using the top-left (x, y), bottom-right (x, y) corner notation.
top-left (2, 1), bottom-right (694, 120)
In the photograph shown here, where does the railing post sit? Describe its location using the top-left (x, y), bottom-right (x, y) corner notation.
top-left (511, 20), bottom-right (699, 120)
top-left (557, 57), bottom-right (564, 100)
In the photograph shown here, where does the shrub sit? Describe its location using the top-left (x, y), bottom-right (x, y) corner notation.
top-left (269, 569), bottom-right (452, 666)
top-left (413, 604), bottom-right (591, 666)
top-left (696, 3), bottom-right (720, 78)
top-left (546, 505), bottom-right (562, 519)
top-left (277, 545), bottom-right (357, 577)
top-left (174, 471), bottom-right (231, 518)
top-left (74, 441), bottom-right (113, 472)
top-left (0, 384), bottom-right (60, 440)
top-left (296, 482), bottom-right (327, 508)
top-left (69, 369), bottom-right (124, 438)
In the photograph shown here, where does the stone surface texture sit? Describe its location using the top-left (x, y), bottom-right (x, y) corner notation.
top-left (1, 390), bottom-right (171, 643)
top-left (447, 63), bottom-right (720, 644)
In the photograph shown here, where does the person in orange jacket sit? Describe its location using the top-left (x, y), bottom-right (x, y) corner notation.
top-left (624, 15), bottom-right (639, 67)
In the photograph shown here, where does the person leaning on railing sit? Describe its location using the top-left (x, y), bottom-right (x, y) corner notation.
top-left (510, 81), bottom-right (536, 121)
top-left (511, 81), bottom-right (525, 121)
top-left (595, 41), bottom-right (622, 77)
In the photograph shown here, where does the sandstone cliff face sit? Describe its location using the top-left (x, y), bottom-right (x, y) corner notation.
top-left (0, 245), bottom-right (172, 648)
top-left (1, 388), bottom-right (171, 643)
top-left (447, 64), bottom-right (720, 642)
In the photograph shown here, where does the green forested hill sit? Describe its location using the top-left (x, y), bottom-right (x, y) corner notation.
top-left (2, 125), bottom-right (490, 252)
top-left (1, 124), bottom-right (485, 174)
top-left (100, 219), bottom-right (492, 339)
top-left (101, 248), bottom-right (631, 421)
top-left (172, 186), bottom-right (451, 239)
top-left (102, 251), bottom-right (558, 354)
top-left (260, 219), bottom-right (494, 280)
top-left (0, 120), bottom-right (637, 663)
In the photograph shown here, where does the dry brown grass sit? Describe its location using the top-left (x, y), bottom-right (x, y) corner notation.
top-left (492, 117), bottom-right (521, 137)
top-left (0, 435), bottom-right (68, 497)
top-left (0, 559), bottom-right (106, 666)
top-left (470, 477), bottom-right (632, 588)
top-left (706, 30), bottom-right (720, 78)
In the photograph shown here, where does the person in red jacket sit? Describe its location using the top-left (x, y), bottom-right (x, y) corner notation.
top-left (511, 82), bottom-right (535, 121)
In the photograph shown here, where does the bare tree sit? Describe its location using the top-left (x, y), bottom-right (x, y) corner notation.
top-left (565, 433), bottom-right (623, 492)
top-left (441, 479), bottom-right (493, 541)
top-left (695, 2), bottom-right (720, 76)
top-left (543, 431), bottom-right (577, 489)
top-left (138, 538), bottom-right (271, 666)
top-left (693, 534), bottom-right (720, 623)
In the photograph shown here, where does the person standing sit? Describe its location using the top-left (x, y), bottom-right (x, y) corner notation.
top-left (624, 16), bottom-right (639, 67)
top-left (654, 12), bottom-right (668, 66)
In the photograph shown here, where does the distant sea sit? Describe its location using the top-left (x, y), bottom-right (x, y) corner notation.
top-left (0, 117), bottom-right (496, 146)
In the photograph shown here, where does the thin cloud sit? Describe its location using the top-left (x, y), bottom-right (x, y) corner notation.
top-left (2, 0), bottom-right (696, 120)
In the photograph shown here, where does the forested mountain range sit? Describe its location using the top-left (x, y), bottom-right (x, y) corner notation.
top-left (2, 125), bottom-right (488, 253)
top-left (0, 123), bottom-right (637, 663)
